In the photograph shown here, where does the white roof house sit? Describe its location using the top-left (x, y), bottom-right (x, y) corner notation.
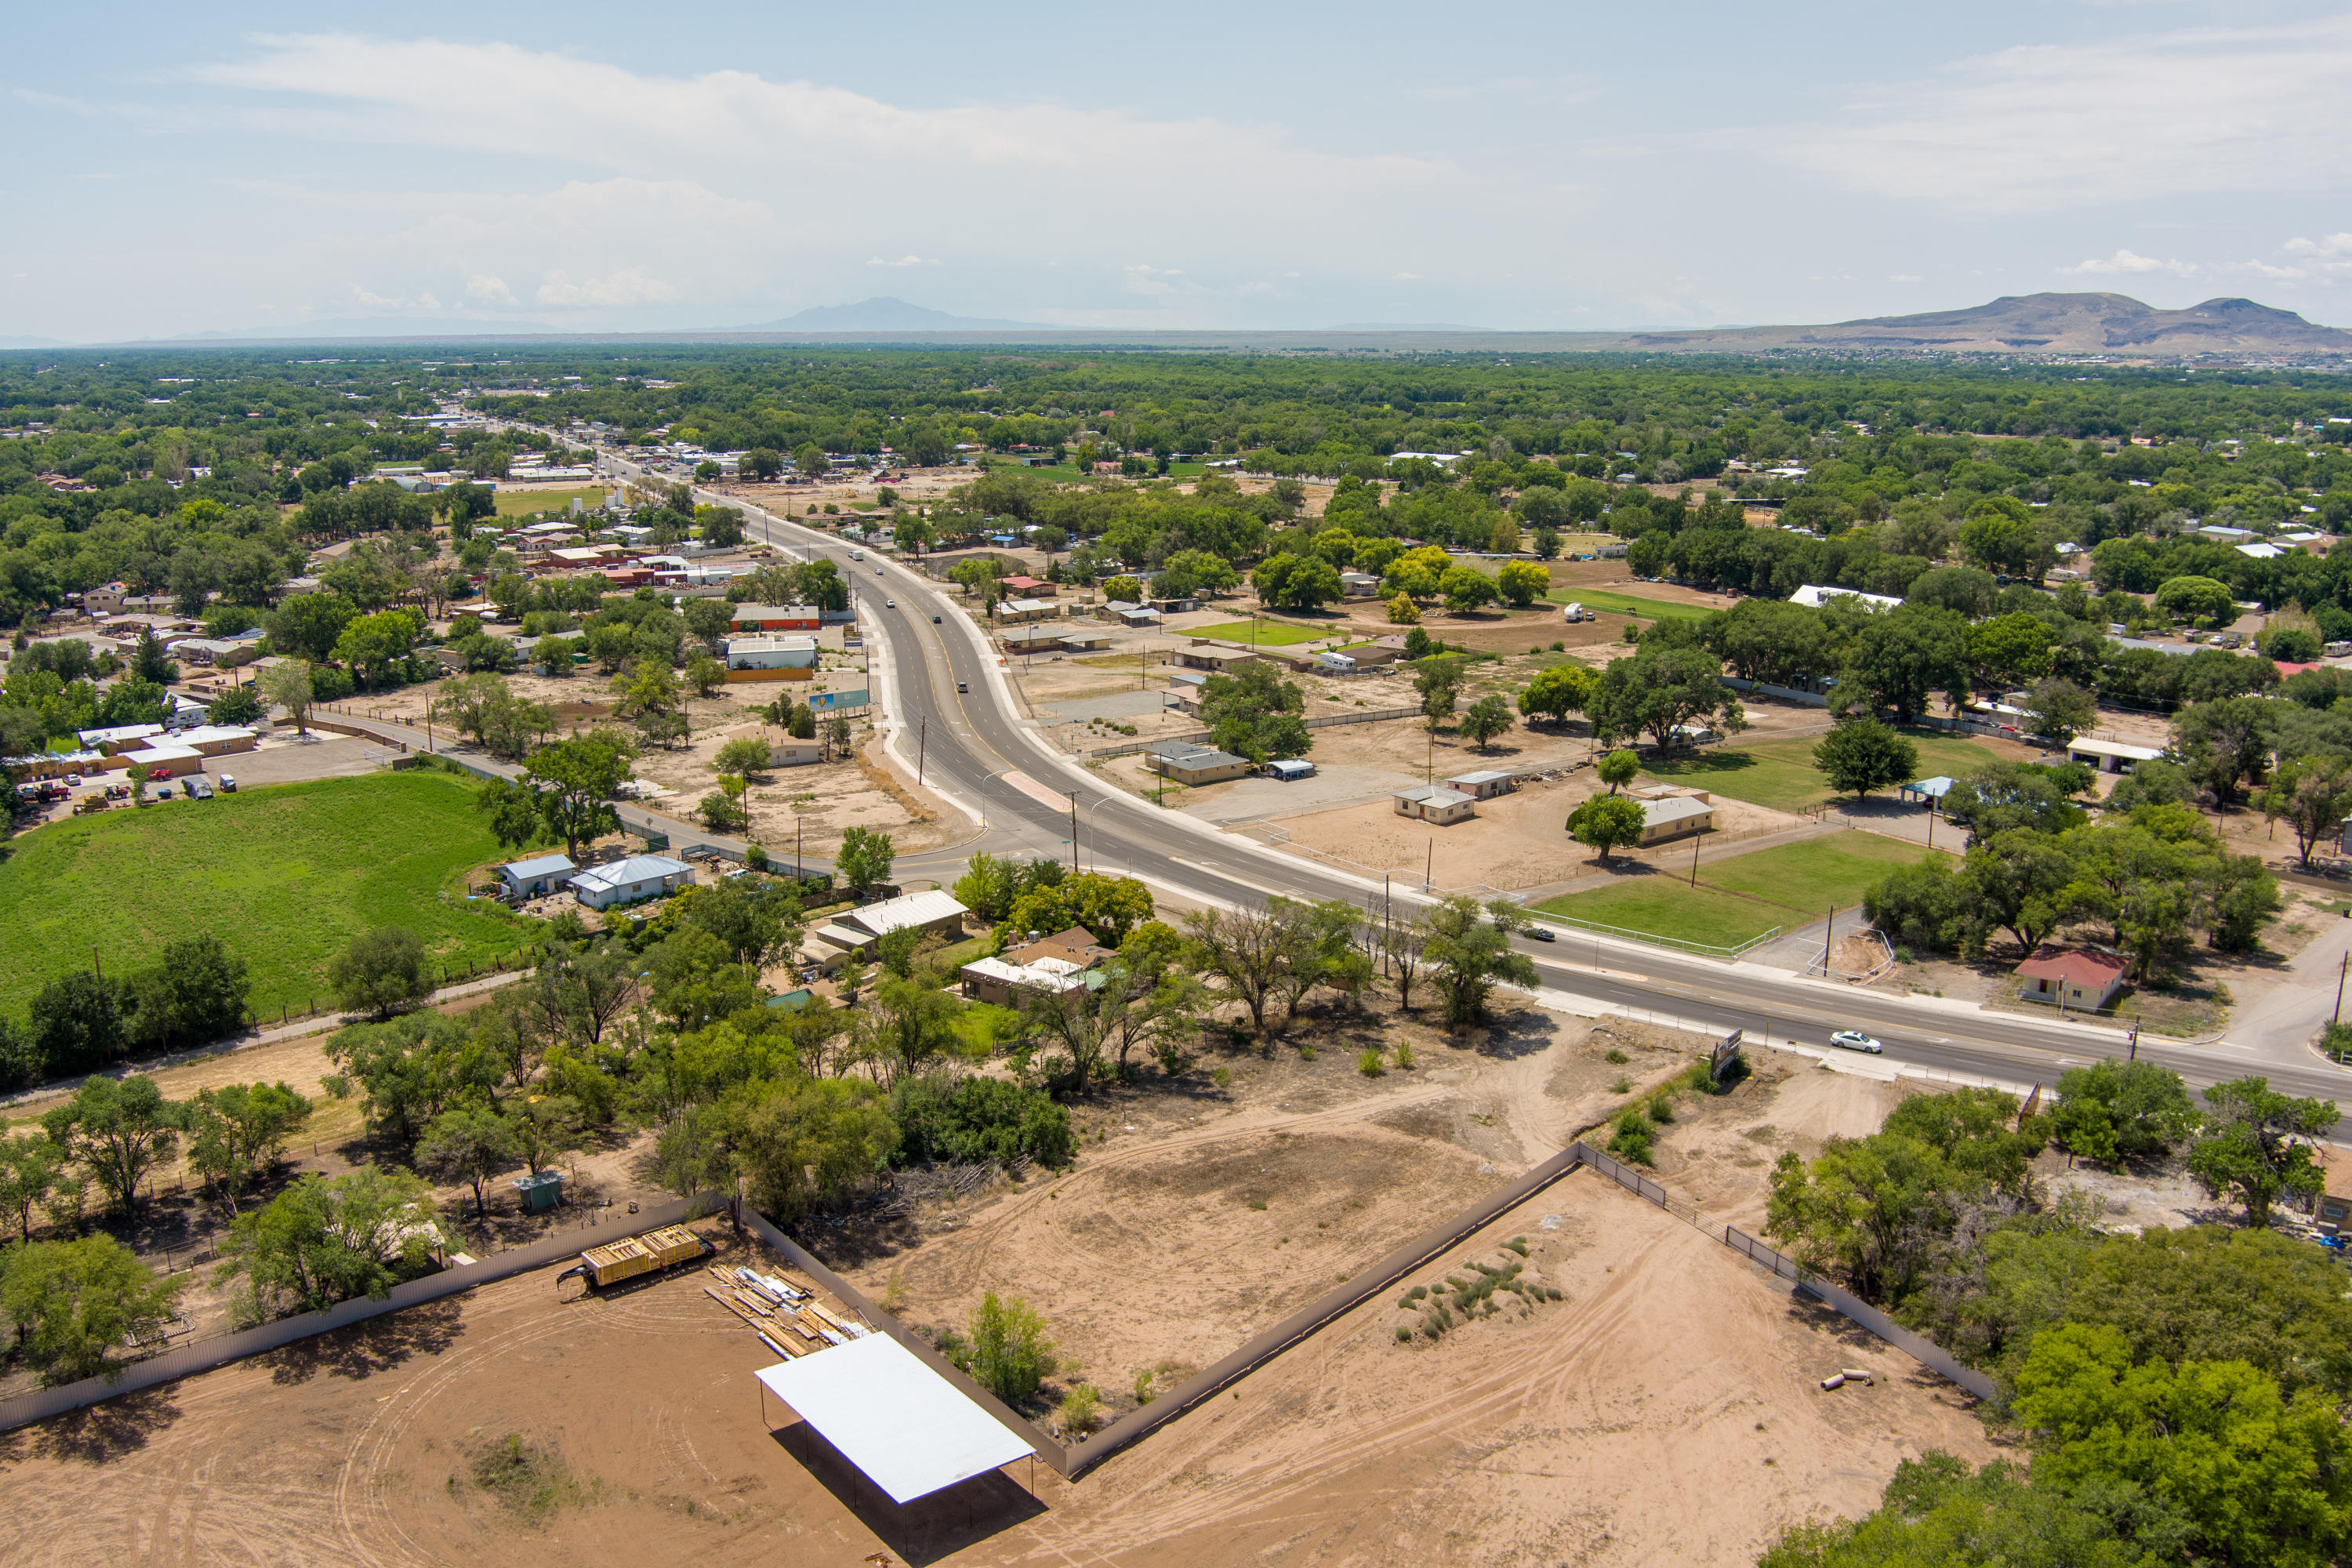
top-left (569, 855), bottom-right (692, 909)
top-left (2065, 737), bottom-right (2166, 775)
top-left (841, 888), bottom-right (969, 938)
top-left (78, 723), bottom-right (165, 750)
top-left (1789, 584), bottom-right (1902, 612)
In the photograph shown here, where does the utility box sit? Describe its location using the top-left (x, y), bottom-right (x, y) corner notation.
top-left (511, 1170), bottom-right (564, 1213)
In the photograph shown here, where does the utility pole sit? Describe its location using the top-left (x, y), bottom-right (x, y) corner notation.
top-left (1069, 793), bottom-right (1080, 873)
top-left (1690, 833), bottom-right (1700, 888)
top-left (2128, 1018), bottom-right (2140, 1062)
top-left (1425, 837), bottom-right (1433, 894)
top-left (1820, 905), bottom-right (1834, 976)
top-left (1382, 873), bottom-right (1392, 976)
top-left (2336, 950), bottom-right (2348, 1025)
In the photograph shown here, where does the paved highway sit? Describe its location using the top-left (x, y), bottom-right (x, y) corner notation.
top-left (577, 449), bottom-right (2352, 1114)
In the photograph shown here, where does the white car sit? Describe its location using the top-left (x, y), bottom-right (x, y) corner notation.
top-left (1829, 1029), bottom-right (1886, 1055)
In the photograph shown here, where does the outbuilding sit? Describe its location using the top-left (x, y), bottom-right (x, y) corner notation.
top-left (1393, 784), bottom-right (1478, 825)
top-left (840, 888), bottom-right (970, 940)
top-left (1446, 769), bottom-right (1516, 800)
top-left (496, 853), bottom-right (578, 898)
top-left (1637, 795), bottom-right (1715, 845)
top-left (1145, 740), bottom-right (1254, 786)
top-left (2065, 737), bottom-right (2165, 775)
top-left (569, 855), bottom-right (693, 909)
top-left (1265, 758), bottom-right (1316, 782)
top-left (728, 604), bottom-right (821, 633)
top-left (724, 635), bottom-right (818, 682)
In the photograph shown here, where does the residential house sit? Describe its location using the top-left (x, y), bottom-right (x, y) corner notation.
top-left (2014, 946), bottom-right (2129, 1011)
top-left (993, 598), bottom-right (1061, 625)
top-left (724, 635), bottom-right (818, 682)
top-left (1339, 572), bottom-right (1381, 597)
top-left (1446, 769), bottom-right (1516, 800)
top-left (1171, 643), bottom-right (1266, 673)
top-left (2065, 738), bottom-right (2165, 775)
top-left (569, 855), bottom-right (694, 909)
top-left (841, 888), bottom-right (970, 940)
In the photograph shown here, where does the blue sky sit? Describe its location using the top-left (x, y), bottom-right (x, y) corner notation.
top-left (9, 1), bottom-right (2352, 340)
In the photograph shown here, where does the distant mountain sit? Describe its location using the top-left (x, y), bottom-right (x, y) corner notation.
top-left (0, 336), bottom-right (67, 350)
top-left (1620, 293), bottom-right (2352, 356)
top-left (739, 297), bottom-right (1041, 332)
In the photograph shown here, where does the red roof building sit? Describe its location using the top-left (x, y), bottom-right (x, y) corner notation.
top-left (2014, 946), bottom-right (2130, 1011)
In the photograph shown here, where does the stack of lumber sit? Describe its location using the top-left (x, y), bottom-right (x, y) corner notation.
top-left (579, 1224), bottom-right (706, 1287)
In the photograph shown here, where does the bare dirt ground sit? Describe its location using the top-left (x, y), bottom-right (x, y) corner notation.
top-left (0, 1031), bottom-right (1996, 1568)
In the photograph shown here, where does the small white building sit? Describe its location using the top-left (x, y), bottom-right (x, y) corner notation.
top-left (1340, 572), bottom-right (1381, 597)
top-left (569, 855), bottom-right (693, 909)
top-left (724, 635), bottom-right (818, 683)
top-left (1393, 784), bottom-right (1477, 825)
top-left (2065, 737), bottom-right (2165, 775)
top-left (496, 853), bottom-right (577, 898)
top-left (1789, 584), bottom-right (1902, 612)
top-left (1446, 770), bottom-right (1516, 800)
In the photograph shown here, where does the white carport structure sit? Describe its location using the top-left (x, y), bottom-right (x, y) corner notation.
top-left (755, 1333), bottom-right (1039, 1541)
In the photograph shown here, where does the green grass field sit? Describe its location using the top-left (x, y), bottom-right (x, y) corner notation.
top-left (1533, 833), bottom-right (1944, 946)
top-left (493, 485), bottom-right (606, 518)
top-left (1190, 619), bottom-right (1328, 646)
top-left (1542, 586), bottom-right (1711, 621)
top-left (0, 771), bottom-right (535, 1020)
top-left (1533, 880), bottom-right (1788, 949)
top-left (1640, 731), bottom-right (2002, 813)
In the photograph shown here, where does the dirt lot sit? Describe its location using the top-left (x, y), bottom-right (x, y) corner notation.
top-left (0, 1051), bottom-right (1997, 1568)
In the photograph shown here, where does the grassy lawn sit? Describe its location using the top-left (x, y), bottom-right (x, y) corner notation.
top-left (1642, 731), bottom-right (2002, 813)
top-left (1190, 619), bottom-right (1329, 647)
top-left (1700, 834), bottom-right (1945, 913)
top-left (0, 771), bottom-right (536, 1021)
top-left (1532, 879), bottom-right (1789, 949)
top-left (493, 485), bottom-right (605, 517)
top-left (1542, 586), bottom-right (1711, 621)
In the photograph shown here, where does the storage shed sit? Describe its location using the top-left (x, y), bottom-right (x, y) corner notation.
top-left (1265, 758), bottom-right (1316, 781)
top-left (1637, 796), bottom-right (1715, 845)
top-left (496, 853), bottom-right (578, 898)
top-left (1393, 784), bottom-right (1478, 825)
top-left (1446, 769), bottom-right (1515, 800)
top-left (569, 855), bottom-right (694, 909)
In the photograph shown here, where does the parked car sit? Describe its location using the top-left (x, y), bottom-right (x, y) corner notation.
top-left (64, 772), bottom-right (81, 786)
top-left (184, 776), bottom-right (215, 800)
top-left (1829, 1029), bottom-right (1885, 1055)
top-left (219, 774), bottom-right (236, 792)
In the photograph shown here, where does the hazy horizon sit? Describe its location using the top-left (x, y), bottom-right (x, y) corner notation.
top-left (10, 2), bottom-right (2352, 341)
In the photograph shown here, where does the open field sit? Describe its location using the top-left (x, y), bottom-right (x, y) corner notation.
top-left (1542, 585), bottom-right (1713, 620)
top-left (491, 485), bottom-right (606, 517)
top-left (1187, 618), bottom-right (1329, 646)
top-left (1700, 833), bottom-right (1944, 912)
top-left (1536, 878), bottom-right (1792, 947)
top-left (1642, 731), bottom-right (2011, 814)
top-left (0, 772), bottom-right (535, 1018)
top-left (0, 1042), bottom-right (2001, 1567)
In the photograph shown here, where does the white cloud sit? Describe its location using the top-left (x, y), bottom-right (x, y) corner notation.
top-left (465, 273), bottom-right (515, 305)
top-left (1760, 16), bottom-right (2352, 213)
top-left (2060, 249), bottom-right (2197, 276)
top-left (1889, 274), bottom-right (1924, 282)
top-left (535, 267), bottom-right (677, 308)
top-left (866, 254), bottom-right (939, 268)
top-left (1395, 271), bottom-right (1421, 281)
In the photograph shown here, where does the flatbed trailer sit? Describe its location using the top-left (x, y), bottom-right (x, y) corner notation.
top-left (556, 1224), bottom-right (709, 1294)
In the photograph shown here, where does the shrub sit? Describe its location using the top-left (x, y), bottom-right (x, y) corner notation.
top-left (1647, 1092), bottom-right (1676, 1123)
top-left (1394, 1041), bottom-right (1414, 1069)
top-left (1056, 1382), bottom-right (1102, 1433)
top-left (1134, 1368), bottom-right (1156, 1405)
top-left (889, 1075), bottom-right (1075, 1169)
top-left (1607, 1105), bottom-right (1656, 1166)
top-left (1610, 1075), bottom-right (1632, 1094)
top-left (966, 1292), bottom-right (1057, 1404)
top-left (1604, 1047), bottom-right (1628, 1065)
top-left (1357, 1047), bottom-right (1385, 1077)
top-left (1211, 1066), bottom-right (1232, 1087)
top-left (1298, 1044), bottom-right (1316, 1061)
top-left (1502, 1237), bottom-right (1529, 1257)
top-left (1396, 1324), bottom-right (1412, 1342)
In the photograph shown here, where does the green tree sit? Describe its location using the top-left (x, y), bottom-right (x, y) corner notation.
top-left (837, 824), bottom-right (895, 898)
top-left (331, 608), bottom-right (420, 689)
top-left (2013, 1323), bottom-right (2352, 1567)
top-left (1200, 659), bottom-right (1311, 762)
top-left (1966, 612), bottom-right (2056, 694)
top-left (953, 851), bottom-right (1028, 924)
top-left (328, 927), bottom-right (433, 1018)
top-left (1835, 606), bottom-right (1969, 724)
top-left (714, 735), bottom-right (771, 779)
top-left (2259, 755), bottom-right (2352, 869)
top-left (1812, 718), bottom-right (1919, 802)
top-left (2153, 574), bottom-right (2236, 626)
top-left (1004, 870), bottom-right (1154, 946)
top-left (1438, 564), bottom-right (1499, 615)
top-left (216, 1167), bottom-right (440, 1323)
top-left (2024, 677), bottom-right (2099, 749)
top-left (1414, 654), bottom-right (1468, 731)
top-left (272, 593), bottom-right (358, 663)
top-left (412, 1106), bottom-right (521, 1221)
top-left (1494, 561), bottom-right (1549, 606)
top-left (733, 1076), bottom-right (898, 1221)
top-left (1765, 1133), bottom-right (1955, 1304)
top-left (187, 1082), bottom-right (312, 1210)
top-left (41, 1074), bottom-right (186, 1216)
top-left (0, 1130), bottom-right (65, 1241)
top-left (1420, 896), bottom-right (1537, 1029)
top-left (1566, 793), bottom-right (1648, 863)
top-left (207, 685), bottom-right (263, 727)
top-left (474, 775), bottom-right (546, 852)
top-left (2049, 1060), bottom-right (2198, 1164)
top-left (2173, 696), bottom-right (2276, 804)
top-left (1519, 662), bottom-right (1594, 725)
top-left (1596, 748), bottom-right (1639, 793)
top-left (792, 441), bottom-right (829, 479)
top-left (522, 730), bottom-right (635, 857)
top-left (1457, 693), bottom-right (1514, 750)
top-left (2187, 1076), bottom-right (2338, 1227)
top-left (1, 1236), bottom-right (183, 1386)
top-left (1588, 643), bottom-right (1742, 748)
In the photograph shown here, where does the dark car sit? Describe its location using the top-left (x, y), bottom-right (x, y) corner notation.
top-left (932, 615), bottom-right (942, 624)
top-left (1525, 926), bottom-right (1555, 942)
top-left (956, 682), bottom-right (968, 694)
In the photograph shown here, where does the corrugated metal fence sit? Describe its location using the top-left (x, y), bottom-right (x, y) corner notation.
top-left (0, 1193), bottom-right (717, 1435)
top-left (1085, 705), bottom-right (1423, 760)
